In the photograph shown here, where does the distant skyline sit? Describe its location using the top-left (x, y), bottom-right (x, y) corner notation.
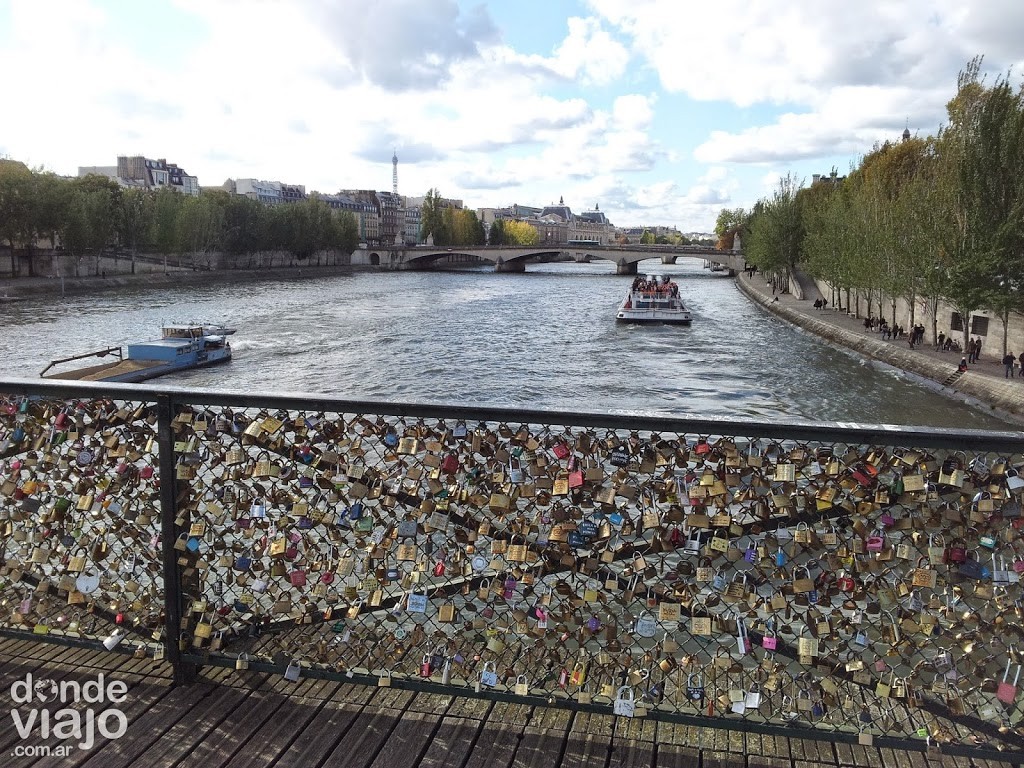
top-left (1, 0), bottom-right (1021, 231)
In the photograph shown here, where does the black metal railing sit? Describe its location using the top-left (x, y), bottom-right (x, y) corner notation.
top-left (2, 378), bottom-right (1024, 761)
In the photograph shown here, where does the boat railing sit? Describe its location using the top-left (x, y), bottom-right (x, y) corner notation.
top-left (39, 346), bottom-right (123, 378)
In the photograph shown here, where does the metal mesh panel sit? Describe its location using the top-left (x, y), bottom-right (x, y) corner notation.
top-left (166, 404), bottom-right (1024, 746)
top-left (0, 395), bottom-right (163, 654)
top-left (2, 384), bottom-right (1024, 755)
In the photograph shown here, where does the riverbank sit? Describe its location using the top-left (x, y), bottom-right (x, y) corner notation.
top-left (0, 261), bottom-right (369, 300)
top-left (736, 271), bottom-right (1024, 427)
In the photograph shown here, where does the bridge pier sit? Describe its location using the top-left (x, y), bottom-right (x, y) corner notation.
top-left (660, 256), bottom-right (678, 265)
top-left (616, 260), bottom-right (638, 276)
top-left (494, 259), bottom-right (525, 273)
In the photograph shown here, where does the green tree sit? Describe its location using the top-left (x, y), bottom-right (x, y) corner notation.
top-left (640, 229), bottom-right (654, 244)
top-left (932, 57), bottom-right (1024, 351)
top-left (149, 187), bottom-right (182, 269)
top-left (0, 159), bottom-right (34, 276)
top-left (488, 219), bottom-right (507, 245)
top-left (503, 219), bottom-right (538, 245)
top-left (420, 188), bottom-right (447, 245)
top-left (115, 187), bottom-right (152, 273)
top-left (745, 174), bottom-right (804, 291)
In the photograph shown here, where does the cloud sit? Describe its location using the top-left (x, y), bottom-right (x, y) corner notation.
top-left (551, 16), bottom-right (630, 85)
top-left (312, 0), bottom-right (499, 91)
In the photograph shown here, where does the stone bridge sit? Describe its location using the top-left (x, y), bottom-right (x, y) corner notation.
top-left (359, 243), bottom-right (746, 275)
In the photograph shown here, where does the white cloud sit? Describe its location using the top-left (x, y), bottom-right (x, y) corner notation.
top-left (551, 16), bottom-right (630, 85)
top-left (591, 0), bottom-right (1024, 170)
top-left (5, 0), bottom-right (1022, 233)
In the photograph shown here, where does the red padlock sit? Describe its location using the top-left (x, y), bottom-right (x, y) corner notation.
top-left (420, 655), bottom-right (432, 678)
top-left (441, 453), bottom-right (459, 474)
top-left (948, 540), bottom-right (967, 564)
top-left (836, 571), bottom-right (856, 592)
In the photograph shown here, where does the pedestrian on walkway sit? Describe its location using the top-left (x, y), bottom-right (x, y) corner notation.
top-left (937, 332), bottom-right (945, 351)
top-left (1003, 352), bottom-right (1015, 378)
top-left (1019, 352), bottom-right (1024, 379)
top-left (975, 337), bottom-right (983, 362)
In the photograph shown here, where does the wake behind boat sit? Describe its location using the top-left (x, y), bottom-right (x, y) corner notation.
top-left (615, 275), bottom-right (692, 325)
top-left (40, 323), bottom-right (236, 383)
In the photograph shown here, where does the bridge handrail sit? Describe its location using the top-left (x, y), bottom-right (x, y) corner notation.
top-left (1, 376), bottom-right (1023, 761)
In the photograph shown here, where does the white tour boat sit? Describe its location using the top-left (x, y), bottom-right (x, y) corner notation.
top-left (615, 276), bottom-right (692, 325)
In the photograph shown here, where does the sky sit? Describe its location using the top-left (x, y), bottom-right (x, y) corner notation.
top-left (1, 1), bottom-right (1022, 233)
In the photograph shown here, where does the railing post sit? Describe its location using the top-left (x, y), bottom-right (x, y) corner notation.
top-left (156, 393), bottom-right (196, 684)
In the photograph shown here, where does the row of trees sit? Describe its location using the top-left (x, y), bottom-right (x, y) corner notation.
top-left (419, 188), bottom-right (488, 246)
top-left (0, 163), bottom-right (361, 276)
top-left (728, 57), bottom-right (1024, 354)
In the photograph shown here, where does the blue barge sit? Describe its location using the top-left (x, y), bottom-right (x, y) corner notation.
top-left (40, 324), bottom-right (235, 383)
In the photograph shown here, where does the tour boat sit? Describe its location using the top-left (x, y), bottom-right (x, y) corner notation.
top-left (616, 279), bottom-right (692, 325)
top-left (40, 324), bottom-right (236, 383)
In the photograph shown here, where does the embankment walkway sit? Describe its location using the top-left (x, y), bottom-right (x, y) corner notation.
top-left (736, 271), bottom-right (1024, 425)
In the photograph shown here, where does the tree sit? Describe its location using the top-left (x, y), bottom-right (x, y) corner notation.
top-left (115, 187), bottom-right (152, 273)
top-left (148, 187), bottom-right (181, 269)
top-left (420, 188), bottom-right (446, 245)
top-left (330, 209), bottom-right (360, 254)
top-left (503, 220), bottom-right (538, 245)
top-left (0, 159), bottom-right (33, 276)
top-left (640, 230), bottom-right (655, 244)
top-left (488, 219), bottom-right (507, 245)
top-left (745, 173), bottom-right (804, 291)
top-left (933, 57), bottom-right (1024, 350)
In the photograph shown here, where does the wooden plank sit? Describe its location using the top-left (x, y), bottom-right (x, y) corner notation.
top-left (528, 703), bottom-right (573, 731)
top-left (269, 699), bottom-right (366, 767)
top-left (70, 673), bottom-right (243, 768)
top-left (211, 680), bottom-right (342, 768)
top-left (574, 711), bottom-right (615, 740)
top-left (655, 741), bottom-right (701, 768)
top-left (0, 662), bottom-right (203, 768)
top-left (464, 713), bottom-right (528, 768)
top-left (418, 716), bottom-right (485, 768)
top-left (406, 691), bottom-right (455, 715)
top-left (82, 675), bottom-right (269, 768)
top-left (606, 737), bottom-right (654, 768)
top-left (316, 706), bottom-right (405, 768)
top-left (614, 712), bottom-right (658, 743)
top-left (701, 751), bottom-right (745, 768)
top-left (446, 695), bottom-right (492, 721)
top-left (561, 723), bottom-right (611, 768)
top-left (746, 757), bottom-right (791, 768)
top-left (510, 728), bottom-right (571, 768)
top-left (368, 710), bottom-right (444, 768)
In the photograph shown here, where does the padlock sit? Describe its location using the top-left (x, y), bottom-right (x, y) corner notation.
top-left (686, 673), bottom-right (705, 701)
top-left (613, 686), bottom-right (635, 717)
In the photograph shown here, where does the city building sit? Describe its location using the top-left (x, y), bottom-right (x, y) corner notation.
top-left (78, 155), bottom-right (199, 195)
top-left (339, 190), bottom-right (403, 245)
top-left (402, 201), bottom-right (422, 245)
top-left (313, 192), bottom-right (377, 242)
top-left (224, 178), bottom-right (307, 205)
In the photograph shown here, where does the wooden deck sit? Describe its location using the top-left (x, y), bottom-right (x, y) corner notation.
top-left (0, 639), bottom-right (1017, 768)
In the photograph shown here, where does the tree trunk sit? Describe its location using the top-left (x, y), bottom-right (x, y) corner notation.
top-left (891, 299), bottom-right (897, 328)
top-left (1002, 310), bottom-right (1010, 358)
top-left (909, 291), bottom-right (916, 327)
top-left (845, 287), bottom-right (850, 313)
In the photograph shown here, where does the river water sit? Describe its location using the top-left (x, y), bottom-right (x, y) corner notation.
top-left (0, 260), bottom-right (1014, 429)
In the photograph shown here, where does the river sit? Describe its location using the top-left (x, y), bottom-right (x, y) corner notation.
top-left (0, 259), bottom-right (1014, 429)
